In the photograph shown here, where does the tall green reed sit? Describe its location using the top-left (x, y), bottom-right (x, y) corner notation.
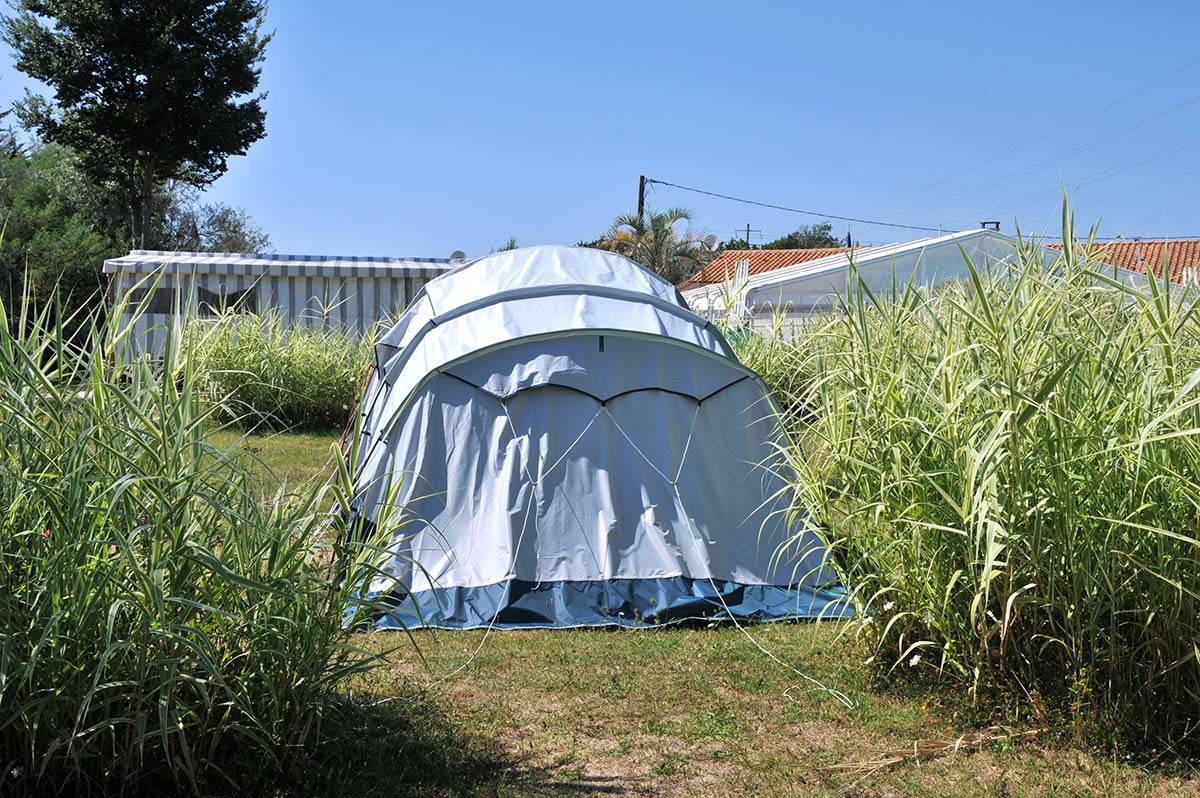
top-left (0, 281), bottom-right (396, 795)
top-left (190, 308), bottom-right (376, 430)
top-left (779, 212), bottom-right (1200, 751)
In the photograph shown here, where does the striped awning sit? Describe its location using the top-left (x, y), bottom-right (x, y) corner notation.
top-left (103, 250), bottom-right (459, 279)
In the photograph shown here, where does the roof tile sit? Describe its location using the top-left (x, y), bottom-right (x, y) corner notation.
top-left (678, 247), bottom-right (852, 291)
top-left (1047, 239), bottom-right (1200, 284)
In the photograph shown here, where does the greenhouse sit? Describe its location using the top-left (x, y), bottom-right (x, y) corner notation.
top-left (681, 229), bottom-right (1156, 331)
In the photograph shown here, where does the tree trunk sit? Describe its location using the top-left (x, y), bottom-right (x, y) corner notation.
top-left (129, 166), bottom-right (155, 250)
top-left (130, 197), bottom-right (143, 251)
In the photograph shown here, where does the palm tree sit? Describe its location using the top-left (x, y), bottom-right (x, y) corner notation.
top-left (598, 206), bottom-right (710, 285)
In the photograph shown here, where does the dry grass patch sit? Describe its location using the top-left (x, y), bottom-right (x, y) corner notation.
top-left (339, 624), bottom-right (1199, 797)
top-left (231, 431), bottom-right (1200, 797)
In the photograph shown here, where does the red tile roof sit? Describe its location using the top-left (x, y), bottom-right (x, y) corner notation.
top-left (678, 247), bottom-right (853, 291)
top-left (1046, 239), bottom-right (1200, 284)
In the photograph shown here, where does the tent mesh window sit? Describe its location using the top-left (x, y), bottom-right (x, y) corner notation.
top-left (198, 286), bottom-right (258, 316)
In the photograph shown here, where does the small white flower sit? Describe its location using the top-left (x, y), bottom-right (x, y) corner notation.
top-left (922, 610), bottom-right (934, 625)
top-left (883, 601), bottom-right (895, 612)
top-left (909, 654), bottom-right (921, 668)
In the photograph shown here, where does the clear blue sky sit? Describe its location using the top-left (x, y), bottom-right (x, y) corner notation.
top-left (2, 1), bottom-right (1199, 256)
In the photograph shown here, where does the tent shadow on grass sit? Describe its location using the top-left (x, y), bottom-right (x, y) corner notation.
top-left (293, 692), bottom-right (631, 797)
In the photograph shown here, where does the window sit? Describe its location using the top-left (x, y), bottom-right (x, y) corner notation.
top-left (127, 286), bottom-right (180, 315)
top-left (198, 285), bottom-right (258, 316)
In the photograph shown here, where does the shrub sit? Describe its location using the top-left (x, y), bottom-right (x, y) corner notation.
top-left (0, 295), bottom-right (393, 795)
top-left (191, 310), bottom-right (376, 430)
top-left (782, 221), bottom-right (1200, 752)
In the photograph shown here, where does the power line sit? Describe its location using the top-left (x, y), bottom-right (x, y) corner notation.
top-left (888, 91), bottom-right (1200, 224)
top-left (1081, 165), bottom-right (1200, 206)
top-left (646, 177), bottom-right (947, 233)
top-left (862, 55), bottom-right (1200, 217)
top-left (975, 132), bottom-right (1200, 222)
top-left (716, 228), bottom-right (879, 243)
top-left (1038, 234), bottom-right (1200, 240)
top-left (1014, 168), bottom-right (1200, 234)
top-left (704, 213), bottom-right (1200, 245)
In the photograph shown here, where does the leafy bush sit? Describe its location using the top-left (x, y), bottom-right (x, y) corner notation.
top-left (191, 310), bottom-right (376, 430)
top-left (0, 296), bottom-right (393, 795)
top-left (782, 222), bottom-right (1200, 752)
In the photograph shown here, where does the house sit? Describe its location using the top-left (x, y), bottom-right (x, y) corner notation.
top-left (678, 229), bottom-right (1158, 332)
top-left (104, 249), bottom-right (459, 356)
top-left (678, 246), bottom-right (855, 293)
top-left (1046, 239), bottom-right (1200, 285)
top-left (678, 246), bottom-right (854, 319)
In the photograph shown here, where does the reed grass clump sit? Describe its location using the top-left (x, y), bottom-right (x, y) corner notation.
top-left (191, 310), bottom-right (375, 430)
top-left (783, 221), bottom-right (1200, 752)
top-left (729, 317), bottom-right (823, 421)
top-left (0, 293), bottom-right (393, 795)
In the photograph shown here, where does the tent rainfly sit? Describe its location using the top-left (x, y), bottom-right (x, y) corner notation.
top-left (347, 245), bottom-right (848, 629)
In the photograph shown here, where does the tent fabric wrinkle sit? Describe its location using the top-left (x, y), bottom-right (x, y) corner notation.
top-left (348, 245), bottom-right (849, 629)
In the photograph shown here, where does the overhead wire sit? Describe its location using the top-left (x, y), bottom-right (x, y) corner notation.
top-left (976, 132), bottom-right (1200, 222)
top-left (1034, 233), bottom-right (1200, 241)
top-left (646, 177), bottom-right (946, 233)
top-left (648, 62), bottom-right (1200, 246)
top-left (603, 405), bottom-right (857, 710)
top-left (861, 55), bottom-right (1200, 217)
top-left (714, 228), bottom-right (866, 245)
top-left (886, 91), bottom-right (1200, 224)
top-left (1077, 164), bottom-right (1200, 207)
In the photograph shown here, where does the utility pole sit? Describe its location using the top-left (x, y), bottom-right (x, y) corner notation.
top-left (738, 224), bottom-right (761, 248)
top-left (637, 175), bottom-right (646, 224)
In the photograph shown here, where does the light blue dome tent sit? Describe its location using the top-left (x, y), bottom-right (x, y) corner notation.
top-left (345, 245), bottom-right (848, 629)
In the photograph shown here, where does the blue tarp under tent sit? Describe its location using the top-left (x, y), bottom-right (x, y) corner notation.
top-left (346, 245), bottom-right (848, 629)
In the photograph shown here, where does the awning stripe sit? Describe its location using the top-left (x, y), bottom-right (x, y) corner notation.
top-left (103, 250), bottom-right (458, 278)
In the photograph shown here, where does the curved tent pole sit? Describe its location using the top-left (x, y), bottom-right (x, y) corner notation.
top-left (374, 283), bottom-right (740, 385)
top-left (354, 328), bottom-right (770, 480)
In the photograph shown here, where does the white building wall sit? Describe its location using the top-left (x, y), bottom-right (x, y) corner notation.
top-left (104, 251), bottom-right (454, 358)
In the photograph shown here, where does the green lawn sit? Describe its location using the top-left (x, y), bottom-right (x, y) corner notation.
top-left (226, 429), bottom-right (1200, 798)
top-left (209, 426), bottom-right (344, 491)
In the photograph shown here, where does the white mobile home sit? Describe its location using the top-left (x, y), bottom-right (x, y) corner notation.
top-left (104, 250), bottom-right (458, 355)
